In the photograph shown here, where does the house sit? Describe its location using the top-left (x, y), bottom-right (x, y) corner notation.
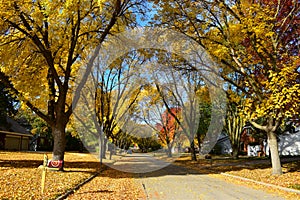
top-left (265, 126), bottom-right (300, 156)
top-left (240, 127), bottom-right (265, 157)
top-left (0, 117), bottom-right (32, 151)
top-left (209, 122), bottom-right (300, 157)
top-left (241, 123), bottom-right (300, 157)
top-left (210, 132), bottom-right (232, 155)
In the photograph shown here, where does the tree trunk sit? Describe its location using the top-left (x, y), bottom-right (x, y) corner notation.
top-left (51, 124), bottom-right (66, 170)
top-left (102, 137), bottom-right (108, 159)
top-left (267, 131), bottom-right (282, 175)
top-left (109, 149), bottom-right (113, 160)
top-left (99, 135), bottom-right (103, 167)
top-left (231, 144), bottom-right (239, 159)
top-left (167, 143), bottom-right (172, 157)
top-left (197, 135), bottom-right (203, 157)
top-left (190, 140), bottom-right (197, 161)
top-left (113, 145), bottom-right (117, 155)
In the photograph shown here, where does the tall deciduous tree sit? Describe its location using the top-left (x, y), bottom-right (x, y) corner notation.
top-left (225, 89), bottom-right (246, 159)
top-left (196, 85), bottom-right (211, 154)
top-left (94, 51), bottom-right (144, 158)
top-left (153, 64), bottom-right (202, 161)
top-left (138, 84), bottom-right (182, 157)
top-left (0, 0), bottom-right (146, 168)
top-left (156, 107), bottom-right (181, 157)
top-left (153, 0), bottom-right (299, 174)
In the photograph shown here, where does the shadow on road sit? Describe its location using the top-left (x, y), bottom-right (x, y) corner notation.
top-left (102, 154), bottom-right (300, 178)
top-left (136, 163), bottom-right (203, 178)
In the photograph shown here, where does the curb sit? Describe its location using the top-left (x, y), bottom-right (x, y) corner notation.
top-left (220, 173), bottom-right (300, 195)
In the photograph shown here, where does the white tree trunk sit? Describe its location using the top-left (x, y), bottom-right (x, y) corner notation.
top-left (267, 131), bottom-right (282, 175)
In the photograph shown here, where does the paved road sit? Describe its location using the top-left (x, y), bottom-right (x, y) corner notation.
top-left (112, 153), bottom-right (286, 200)
top-left (106, 153), bottom-right (174, 173)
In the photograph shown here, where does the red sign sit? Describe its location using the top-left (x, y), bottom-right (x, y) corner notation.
top-left (47, 160), bottom-right (63, 169)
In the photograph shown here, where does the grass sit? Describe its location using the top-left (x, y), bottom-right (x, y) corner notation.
top-left (290, 184), bottom-right (300, 190)
top-left (0, 151), bottom-right (144, 200)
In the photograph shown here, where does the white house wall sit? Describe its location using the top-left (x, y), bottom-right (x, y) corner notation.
top-left (266, 130), bottom-right (300, 156)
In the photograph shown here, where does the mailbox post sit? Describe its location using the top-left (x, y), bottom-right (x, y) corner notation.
top-left (41, 154), bottom-right (48, 195)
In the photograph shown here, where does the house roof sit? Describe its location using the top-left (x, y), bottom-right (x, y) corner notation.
top-left (0, 130), bottom-right (32, 137)
top-left (0, 117), bottom-right (32, 137)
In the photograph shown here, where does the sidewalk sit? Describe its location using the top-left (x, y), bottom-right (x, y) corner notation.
top-left (174, 155), bottom-right (300, 199)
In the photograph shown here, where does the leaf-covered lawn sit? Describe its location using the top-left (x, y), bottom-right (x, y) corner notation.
top-left (66, 168), bottom-right (145, 200)
top-left (222, 161), bottom-right (300, 199)
top-left (0, 151), bottom-right (144, 200)
top-left (2, 152), bottom-right (299, 199)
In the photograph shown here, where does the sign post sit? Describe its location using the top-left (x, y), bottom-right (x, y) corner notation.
top-left (41, 154), bottom-right (48, 195)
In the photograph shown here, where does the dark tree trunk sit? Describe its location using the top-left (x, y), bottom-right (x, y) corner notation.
top-left (51, 123), bottom-right (66, 170)
top-left (109, 149), bottom-right (113, 160)
top-left (113, 145), bottom-right (117, 155)
top-left (190, 140), bottom-right (197, 161)
top-left (197, 136), bottom-right (202, 156)
top-left (167, 143), bottom-right (172, 157)
top-left (231, 144), bottom-right (239, 159)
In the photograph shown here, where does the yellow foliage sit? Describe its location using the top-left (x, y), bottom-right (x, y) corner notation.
top-left (0, 0), bottom-right (134, 124)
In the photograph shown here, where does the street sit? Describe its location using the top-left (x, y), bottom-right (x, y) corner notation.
top-left (114, 154), bottom-right (285, 200)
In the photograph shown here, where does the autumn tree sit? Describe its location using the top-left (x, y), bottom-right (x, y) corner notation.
top-left (0, 0), bottom-right (146, 168)
top-left (196, 85), bottom-right (211, 154)
top-left (130, 123), bottom-right (161, 153)
top-left (0, 82), bottom-right (18, 125)
top-left (152, 63), bottom-right (202, 161)
top-left (73, 50), bottom-right (146, 161)
top-left (95, 51), bottom-right (145, 156)
top-left (153, 0), bottom-right (299, 174)
top-left (113, 130), bottom-right (133, 151)
top-left (137, 84), bottom-right (182, 157)
top-left (137, 48), bottom-right (225, 160)
top-left (154, 107), bottom-right (181, 157)
top-left (225, 89), bottom-right (246, 159)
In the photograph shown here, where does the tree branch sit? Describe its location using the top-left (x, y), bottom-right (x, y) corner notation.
top-left (0, 71), bottom-right (51, 126)
top-left (249, 120), bottom-right (267, 132)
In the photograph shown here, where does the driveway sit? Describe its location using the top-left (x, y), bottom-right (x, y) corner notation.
top-left (112, 153), bottom-right (285, 200)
